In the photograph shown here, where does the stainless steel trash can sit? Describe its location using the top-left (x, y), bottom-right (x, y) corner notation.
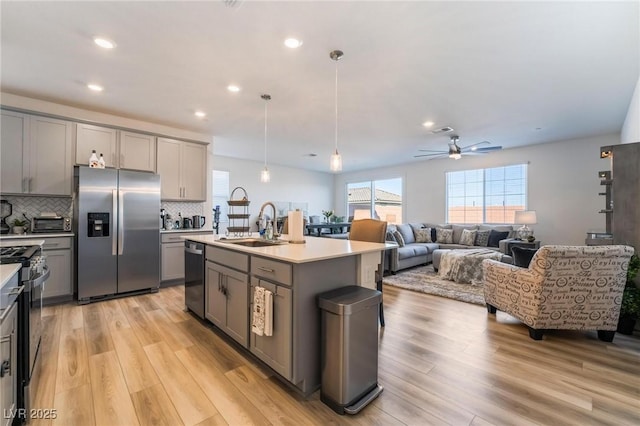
top-left (318, 286), bottom-right (383, 415)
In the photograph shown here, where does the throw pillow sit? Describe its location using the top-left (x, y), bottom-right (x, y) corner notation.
top-left (436, 227), bottom-right (453, 244)
top-left (511, 246), bottom-right (538, 268)
top-left (487, 230), bottom-right (510, 247)
top-left (459, 229), bottom-right (477, 246)
top-left (414, 228), bottom-right (433, 243)
top-left (386, 231), bottom-right (397, 244)
top-left (396, 224), bottom-right (416, 245)
top-left (475, 230), bottom-right (490, 246)
top-left (393, 230), bottom-right (405, 247)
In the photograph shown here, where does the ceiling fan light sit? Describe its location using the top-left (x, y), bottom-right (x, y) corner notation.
top-left (450, 153), bottom-right (462, 160)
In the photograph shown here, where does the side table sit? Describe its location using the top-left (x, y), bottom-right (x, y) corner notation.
top-left (503, 239), bottom-right (541, 256)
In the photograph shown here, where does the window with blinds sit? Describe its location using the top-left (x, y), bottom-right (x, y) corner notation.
top-left (446, 164), bottom-right (527, 224)
top-left (212, 170), bottom-right (230, 223)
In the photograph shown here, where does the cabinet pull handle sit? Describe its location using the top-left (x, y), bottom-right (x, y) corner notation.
top-left (258, 266), bottom-right (275, 273)
top-left (29, 178), bottom-right (32, 193)
top-left (43, 243), bottom-right (60, 248)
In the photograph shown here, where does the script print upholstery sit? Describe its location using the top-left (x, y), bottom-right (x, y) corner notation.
top-left (482, 245), bottom-right (633, 331)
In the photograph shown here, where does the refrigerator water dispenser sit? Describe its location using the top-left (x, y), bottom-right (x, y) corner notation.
top-left (88, 212), bottom-right (110, 237)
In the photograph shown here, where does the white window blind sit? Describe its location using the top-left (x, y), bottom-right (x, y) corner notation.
top-left (212, 170), bottom-right (230, 223)
top-left (446, 164), bottom-right (527, 224)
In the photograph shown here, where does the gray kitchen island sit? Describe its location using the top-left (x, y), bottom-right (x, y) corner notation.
top-left (183, 234), bottom-right (392, 395)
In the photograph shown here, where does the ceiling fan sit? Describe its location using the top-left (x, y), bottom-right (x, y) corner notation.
top-left (414, 135), bottom-right (502, 160)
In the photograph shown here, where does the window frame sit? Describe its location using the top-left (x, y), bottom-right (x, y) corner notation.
top-left (346, 177), bottom-right (403, 224)
top-left (446, 164), bottom-right (528, 224)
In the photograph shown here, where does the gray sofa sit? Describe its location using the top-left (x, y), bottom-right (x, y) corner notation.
top-left (386, 223), bottom-right (515, 273)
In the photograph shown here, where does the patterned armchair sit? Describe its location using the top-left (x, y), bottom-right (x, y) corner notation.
top-left (482, 245), bottom-right (634, 341)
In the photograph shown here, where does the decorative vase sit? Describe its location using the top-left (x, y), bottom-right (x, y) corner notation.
top-left (12, 226), bottom-right (25, 235)
top-left (616, 315), bottom-right (637, 335)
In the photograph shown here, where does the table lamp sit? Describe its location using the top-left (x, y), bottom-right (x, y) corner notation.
top-left (515, 210), bottom-right (537, 240)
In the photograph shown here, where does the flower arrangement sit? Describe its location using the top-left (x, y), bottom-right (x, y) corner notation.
top-left (322, 210), bottom-right (334, 223)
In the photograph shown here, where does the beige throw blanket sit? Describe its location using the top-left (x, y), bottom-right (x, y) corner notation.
top-left (439, 249), bottom-right (503, 285)
top-left (251, 286), bottom-right (273, 336)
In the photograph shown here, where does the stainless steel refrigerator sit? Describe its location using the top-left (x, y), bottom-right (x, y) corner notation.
top-left (75, 166), bottom-right (160, 302)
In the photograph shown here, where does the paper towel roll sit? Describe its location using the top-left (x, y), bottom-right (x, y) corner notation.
top-left (288, 210), bottom-right (305, 243)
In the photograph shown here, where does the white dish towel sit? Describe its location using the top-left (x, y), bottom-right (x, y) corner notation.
top-left (264, 289), bottom-right (273, 337)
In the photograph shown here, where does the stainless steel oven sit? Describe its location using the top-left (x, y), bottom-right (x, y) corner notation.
top-left (0, 244), bottom-right (47, 422)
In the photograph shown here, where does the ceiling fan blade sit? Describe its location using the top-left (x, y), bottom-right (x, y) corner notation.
top-left (460, 141), bottom-right (491, 151)
top-left (414, 152), bottom-right (448, 159)
top-left (474, 145), bottom-right (502, 152)
top-left (417, 149), bottom-right (447, 153)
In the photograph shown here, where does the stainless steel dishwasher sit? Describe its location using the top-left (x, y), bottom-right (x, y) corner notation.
top-left (184, 241), bottom-right (205, 319)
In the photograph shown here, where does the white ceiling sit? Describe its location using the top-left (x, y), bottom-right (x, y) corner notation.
top-left (1, 1), bottom-right (638, 173)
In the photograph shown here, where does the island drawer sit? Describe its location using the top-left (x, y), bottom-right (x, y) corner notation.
top-left (251, 257), bottom-right (292, 286)
top-left (206, 246), bottom-right (249, 272)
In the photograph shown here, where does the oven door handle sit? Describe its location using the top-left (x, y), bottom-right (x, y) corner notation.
top-left (24, 266), bottom-right (50, 287)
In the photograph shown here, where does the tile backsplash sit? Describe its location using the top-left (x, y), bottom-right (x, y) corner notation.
top-left (0, 196), bottom-right (203, 230)
top-left (161, 201), bottom-right (204, 219)
top-left (1, 196), bottom-right (73, 225)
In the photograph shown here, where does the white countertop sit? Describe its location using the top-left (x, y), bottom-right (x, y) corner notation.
top-left (0, 264), bottom-right (21, 288)
top-left (0, 233), bottom-right (74, 239)
top-left (161, 228), bottom-right (214, 234)
top-left (0, 239), bottom-right (45, 247)
top-left (183, 234), bottom-right (395, 264)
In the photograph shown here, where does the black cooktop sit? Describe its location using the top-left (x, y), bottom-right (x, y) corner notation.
top-left (0, 246), bottom-right (40, 264)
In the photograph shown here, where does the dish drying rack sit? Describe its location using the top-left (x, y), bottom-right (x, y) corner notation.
top-left (227, 186), bottom-right (250, 236)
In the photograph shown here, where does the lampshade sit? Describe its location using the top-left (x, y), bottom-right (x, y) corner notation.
top-left (515, 210), bottom-right (537, 225)
top-left (260, 166), bottom-right (270, 183)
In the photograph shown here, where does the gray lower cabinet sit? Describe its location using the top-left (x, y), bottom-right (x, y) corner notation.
top-left (161, 232), bottom-right (210, 282)
top-left (0, 298), bottom-right (18, 426)
top-left (205, 260), bottom-right (249, 347)
top-left (250, 278), bottom-right (292, 380)
top-left (42, 236), bottom-right (73, 302)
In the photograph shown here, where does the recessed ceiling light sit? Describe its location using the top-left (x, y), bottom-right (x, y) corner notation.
top-left (284, 38), bottom-right (303, 49)
top-left (93, 37), bottom-right (116, 49)
top-left (422, 121), bottom-right (435, 128)
top-left (194, 111), bottom-right (206, 118)
top-left (87, 84), bottom-right (104, 92)
top-left (227, 85), bottom-right (241, 93)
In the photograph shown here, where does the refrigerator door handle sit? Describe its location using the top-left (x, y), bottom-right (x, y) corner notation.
top-left (112, 189), bottom-right (118, 256)
top-left (118, 190), bottom-right (124, 255)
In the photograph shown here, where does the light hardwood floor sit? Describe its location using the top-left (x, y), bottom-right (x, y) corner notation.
top-left (32, 284), bottom-right (640, 426)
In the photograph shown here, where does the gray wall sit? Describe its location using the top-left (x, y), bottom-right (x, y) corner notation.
top-left (334, 133), bottom-right (621, 246)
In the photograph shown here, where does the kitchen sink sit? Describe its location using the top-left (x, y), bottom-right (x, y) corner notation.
top-left (219, 238), bottom-right (287, 247)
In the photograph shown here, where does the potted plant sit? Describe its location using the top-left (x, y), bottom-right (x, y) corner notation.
top-left (12, 218), bottom-right (27, 234)
top-left (618, 253), bottom-right (640, 335)
top-left (322, 210), bottom-right (333, 223)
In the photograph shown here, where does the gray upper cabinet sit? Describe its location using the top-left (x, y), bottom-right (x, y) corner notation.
top-left (119, 131), bottom-right (156, 172)
top-left (1, 111), bottom-right (73, 196)
top-left (75, 124), bottom-right (156, 172)
top-left (75, 123), bottom-right (117, 167)
top-left (157, 137), bottom-right (206, 201)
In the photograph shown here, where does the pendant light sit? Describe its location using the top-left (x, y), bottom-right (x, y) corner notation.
top-left (260, 94), bottom-right (271, 183)
top-left (329, 50), bottom-right (343, 172)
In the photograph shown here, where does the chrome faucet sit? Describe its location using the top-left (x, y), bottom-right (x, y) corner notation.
top-left (258, 201), bottom-right (279, 239)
